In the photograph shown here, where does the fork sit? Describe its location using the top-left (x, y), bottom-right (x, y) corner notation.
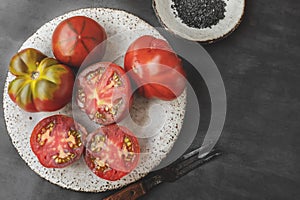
top-left (103, 148), bottom-right (221, 200)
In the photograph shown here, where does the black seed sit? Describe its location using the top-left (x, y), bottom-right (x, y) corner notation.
top-left (171, 0), bottom-right (227, 29)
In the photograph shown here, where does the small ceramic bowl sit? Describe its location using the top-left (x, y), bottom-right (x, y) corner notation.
top-left (153, 0), bottom-right (245, 43)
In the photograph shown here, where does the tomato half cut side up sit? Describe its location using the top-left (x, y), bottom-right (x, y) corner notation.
top-left (76, 62), bottom-right (132, 125)
top-left (84, 124), bottom-right (140, 181)
top-left (30, 115), bottom-right (87, 168)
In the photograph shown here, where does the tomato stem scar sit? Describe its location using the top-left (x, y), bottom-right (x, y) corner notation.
top-left (31, 71), bottom-right (40, 80)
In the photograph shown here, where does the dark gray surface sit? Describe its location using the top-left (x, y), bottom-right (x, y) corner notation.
top-left (0, 0), bottom-right (299, 199)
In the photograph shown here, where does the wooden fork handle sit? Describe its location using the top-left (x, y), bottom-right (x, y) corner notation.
top-left (103, 181), bottom-right (146, 200)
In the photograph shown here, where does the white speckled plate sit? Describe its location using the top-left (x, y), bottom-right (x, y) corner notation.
top-left (3, 8), bottom-right (186, 192)
top-left (153, 0), bottom-right (245, 43)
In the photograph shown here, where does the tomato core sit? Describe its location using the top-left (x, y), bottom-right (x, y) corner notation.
top-left (31, 71), bottom-right (40, 80)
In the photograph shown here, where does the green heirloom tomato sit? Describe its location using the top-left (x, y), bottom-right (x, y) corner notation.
top-left (8, 48), bottom-right (75, 112)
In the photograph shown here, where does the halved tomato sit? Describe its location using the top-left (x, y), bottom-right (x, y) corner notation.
top-left (84, 124), bottom-right (140, 181)
top-left (76, 62), bottom-right (132, 125)
top-left (30, 115), bottom-right (87, 168)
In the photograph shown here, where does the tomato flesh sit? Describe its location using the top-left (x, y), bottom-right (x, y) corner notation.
top-left (76, 62), bottom-right (132, 125)
top-left (124, 35), bottom-right (186, 100)
top-left (30, 115), bottom-right (87, 168)
top-left (52, 16), bottom-right (107, 68)
top-left (84, 124), bottom-right (140, 181)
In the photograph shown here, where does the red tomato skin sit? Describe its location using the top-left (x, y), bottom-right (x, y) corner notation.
top-left (8, 67), bottom-right (74, 112)
top-left (30, 115), bottom-right (87, 168)
top-left (27, 66), bottom-right (74, 112)
top-left (8, 94), bottom-right (36, 112)
top-left (76, 62), bottom-right (132, 125)
top-left (52, 16), bottom-right (107, 68)
top-left (84, 124), bottom-right (140, 181)
top-left (124, 35), bottom-right (186, 100)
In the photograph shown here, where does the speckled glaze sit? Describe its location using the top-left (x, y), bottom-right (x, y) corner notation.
top-left (153, 0), bottom-right (245, 43)
top-left (3, 8), bottom-right (186, 192)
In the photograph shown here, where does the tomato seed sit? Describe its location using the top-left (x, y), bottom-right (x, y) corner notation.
top-left (98, 67), bottom-right (105, 75)
top-left (124, 137), bottom-right (130, 143)
top-left (95, 112), bottom-right (103, 119)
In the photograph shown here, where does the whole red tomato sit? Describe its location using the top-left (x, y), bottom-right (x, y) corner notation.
top-left (84, 124), bottom-right (140, 181)
top-left (124, 35), bottom-right (186, 101)
top-left (52, 16), bottom-right (107, 68)
top-left (76, 62), bottom-right (132, 125)
top-left (30, 115), bottom-right (87, 168)
top-left (8, 48), bottom-right (74, 112)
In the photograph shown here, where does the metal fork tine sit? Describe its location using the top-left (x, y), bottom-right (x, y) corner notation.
top-left (177, 150), bottom-right (221, 177)
top-left (177, 152), bottom-right (202, 170)
top-left (182, 141), bottom-right (215, 159)
top-left (177, 149), bottom-right (217, 170)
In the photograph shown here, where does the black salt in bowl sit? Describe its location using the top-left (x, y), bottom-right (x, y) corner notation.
top-left (153, 0), bottom-right (245, 43)
top-left (171, 0), bottom-right (227, 29)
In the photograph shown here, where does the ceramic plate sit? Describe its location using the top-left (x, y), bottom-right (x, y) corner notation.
top-left (153, 0), bottom-right (245, 43)
top-left (3, 8), bottom-right (186, 192)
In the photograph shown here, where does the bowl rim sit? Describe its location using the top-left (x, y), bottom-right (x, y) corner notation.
top-left (152, 0), bottom-right (246, 43)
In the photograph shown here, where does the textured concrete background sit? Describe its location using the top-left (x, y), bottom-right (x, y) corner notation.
top-left (0, 0), bottom-right (299, 199)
